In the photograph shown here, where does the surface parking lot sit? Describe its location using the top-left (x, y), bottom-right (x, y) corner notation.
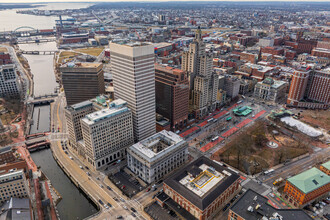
top-left (109, 170), bottom-right (144, 198)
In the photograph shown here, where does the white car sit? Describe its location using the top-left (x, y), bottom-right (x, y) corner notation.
top-left (123, 206), bottom-right (128, 210)
top-left (69, 156), bottom-right (73, 160)
top-left (104, 205), bottom-right (109, 209)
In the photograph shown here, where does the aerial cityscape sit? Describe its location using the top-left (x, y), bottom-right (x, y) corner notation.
top-left (0, 1), bottom-right (329, 220)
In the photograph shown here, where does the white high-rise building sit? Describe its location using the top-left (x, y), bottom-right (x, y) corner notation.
top-left (110, 42), bottom-right (156, 142)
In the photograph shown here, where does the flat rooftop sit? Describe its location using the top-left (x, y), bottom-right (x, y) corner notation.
top-left (129, 130), bottom-right (185, 163)
top-left (61, 62), bottom-right (102, 68)
top-left (179, 164), bottom-right (228, 197)
top-left (70, 100), bottom-right (93, 111)
top-left (164, 156), bottom-right (240, 210)
top-left (230, 189), bottom-right (312, 220)
top-left (82, 102), bottom-right (129, 125)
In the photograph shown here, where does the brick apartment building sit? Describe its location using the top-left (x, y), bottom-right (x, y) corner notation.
top-left (287, 69), bottom-right (330, 109)
top-left (283, 167), bottom-right (330, 207)
top-left (261, 47), bottom-right (284, 56)
top-left (158, 156), bottom-right (240, 220)
top-left (155, 64), bottom-right (189, 130)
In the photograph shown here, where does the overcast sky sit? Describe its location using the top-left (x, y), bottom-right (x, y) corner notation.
top-left (1, 0), bottom-right (329, 3)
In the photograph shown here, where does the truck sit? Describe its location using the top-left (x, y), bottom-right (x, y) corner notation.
top-left (273, 177), bottom-right (284, 186)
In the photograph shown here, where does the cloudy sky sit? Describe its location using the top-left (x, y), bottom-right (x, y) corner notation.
top-left (1, 0), bottom-right (329, 2)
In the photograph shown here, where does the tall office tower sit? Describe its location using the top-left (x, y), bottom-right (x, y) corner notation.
top-left (181, 27), bottom-right (218, 118)
top-left (110, 43), bottom-right (156, 142)
top-left (65, 100), bottom-right (94, 156)
top-left (0, 64), bottom-right (21, 98)
top-left (81, 99), bottom-right (134, 169)
top-left (155, 64), bottom-right (189, 131)
top-left (60, 63), bottom-right (105, 105)
top-left (287, 70), bottom-right (310, 106)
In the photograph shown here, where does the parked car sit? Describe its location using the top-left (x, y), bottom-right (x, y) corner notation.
top-left (99, 184), bottom-right (104, 188)
top-left (131, 207), bottom-right (136, 212)
top-left (98, 200), bottom-right (104, 205)
top-left (116, 216), bottom-right (123, 219)
top-left (104, 205), bottom-right (109, 209)
top-left (146, 187), bottom-right (151, 192)
top-left (69, 156), bottom-right (73, 160)
top-left (223, 203), bottom-right (230, 211)
top-left (131, 212), bottom-right (136, 217)
top-left (123, 206), bottom-right (128, 210)
top-left (107, 202), bottom-right (112, 208)
top-left (107, 186), bottom-right (112, 191)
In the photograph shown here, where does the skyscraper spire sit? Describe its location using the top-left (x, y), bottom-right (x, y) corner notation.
top-left (195, 26), bottom-right (202, 42)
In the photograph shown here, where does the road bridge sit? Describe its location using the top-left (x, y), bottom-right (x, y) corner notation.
top-left (28, 95), bottom-right (57, 105)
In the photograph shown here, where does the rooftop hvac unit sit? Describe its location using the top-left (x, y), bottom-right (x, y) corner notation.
top-left (247, 206), bottom-right (253, 212)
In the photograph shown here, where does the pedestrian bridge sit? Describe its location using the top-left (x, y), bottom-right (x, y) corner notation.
top-left (21, 50), bottom-right (58, 55)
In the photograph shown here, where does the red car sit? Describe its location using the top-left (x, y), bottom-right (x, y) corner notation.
top-left (146, 188), bottom-right (150, 192)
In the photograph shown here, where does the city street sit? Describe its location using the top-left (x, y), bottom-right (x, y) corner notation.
top-left (50, 92), bottom-right (149, 220)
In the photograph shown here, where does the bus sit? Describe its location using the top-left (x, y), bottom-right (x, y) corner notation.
top-left (207, 118), bottom-right (214, 123)
top-left (264, 169), bottom-right (275, 175)
top-left (226, 117), bottom-right (232, 121)
top-left (211, 136), bottom-right (219, 142)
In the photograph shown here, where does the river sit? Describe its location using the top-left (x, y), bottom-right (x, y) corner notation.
top-left (31, 149), bottom-right (98, 220)
top-left (0, 3), bottom-right (93, 31)
top-left (10, 3), bottom-right (98, 219)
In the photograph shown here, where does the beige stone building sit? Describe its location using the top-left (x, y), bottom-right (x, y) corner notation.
top-left (0, 170), bottom-right (28, 203)
top-left (182, 27), bottom-right (218, 118)
top-left (127, 130), bottom-right (188, 184)
top-left (81, 99), bottom-right (134, 169)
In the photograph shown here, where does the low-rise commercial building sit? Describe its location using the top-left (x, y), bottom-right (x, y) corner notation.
top-left (320, 161), bottom-right (330, 176)
top-left (254, 78), bottom-right (288, 103)
top-left (283, 167), bottom-right (330, 207)
top-left (127, 130), bottom-right (188, 184)
top-left (80, 99), bottom-right (134, 169)
top-left (0, 170), bottom-right (29, 203)
top-left (0, 146), bottom-right (15, 165)
top-left (228, 189), bottom-right (312, 220)
top-left (160, 156), bottom-right (240, 220)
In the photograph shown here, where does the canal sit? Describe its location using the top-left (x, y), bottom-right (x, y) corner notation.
top-left (31, 149), bottom-right (98, 220)
top-left (18, 30), bottom-right (98, 220)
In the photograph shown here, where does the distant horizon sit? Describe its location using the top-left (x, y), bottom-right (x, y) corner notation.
top-left (1, 0), bottom-right (330, 3)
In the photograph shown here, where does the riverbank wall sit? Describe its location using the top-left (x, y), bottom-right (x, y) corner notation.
top-left (49, 144), bottom-right (101, 219)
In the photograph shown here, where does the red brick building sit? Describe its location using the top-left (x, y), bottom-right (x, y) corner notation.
top-left (155, 64), bottom-right (189, 131)
top-left (283, 167), bottom-right (330, 207)
top-left (158, 157), bottom-right (241, 220)
top-left (287, 70), bottom-right (309, 106)
top-left (287, 70), bottom-right (330, 108)
top-left (261, 47), bottom-right (284, 56)
top-left (0, 146), bottom-right (15, 165)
